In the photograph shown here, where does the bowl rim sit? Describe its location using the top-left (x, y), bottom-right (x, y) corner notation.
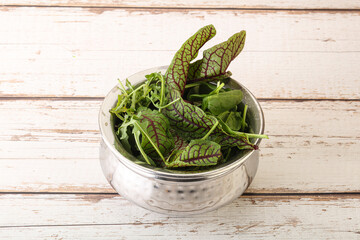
top-left (99, 66), bottom-right (265, 181)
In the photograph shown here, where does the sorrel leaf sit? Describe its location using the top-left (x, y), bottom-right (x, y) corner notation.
top-left (170, 129), bottom-right (188, 151)
top-left (164, 89), bottom-right (258, 150)
top-left (187, 31), bottom-right (246, 83)
top-left (165, 139), bottom-right (222, 168)
top-left (208, 130), bottom-right (257, 150)
top-left (132, 124), bottom-right (156, 166)
top-left (138, 109), bottom-right (174, 159)
top-left (163, 89), bottom-right (217, 139)
top-left (165, 24), bottom-right (216, 94)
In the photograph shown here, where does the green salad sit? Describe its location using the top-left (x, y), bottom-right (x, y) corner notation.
top-left (110, 25), bottom-right (268, 169)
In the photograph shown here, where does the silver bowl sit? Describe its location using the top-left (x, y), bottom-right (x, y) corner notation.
top-left (99, 66), bottom-right (265, 216)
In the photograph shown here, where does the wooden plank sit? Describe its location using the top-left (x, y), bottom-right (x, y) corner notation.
top-left (1, 7), bottom-right (360, 99)
top-left (2, 0), bottom-right (360, 9)
top-left (0, 100), bottom-right (359, 193)
top-left (0, 194), bottom-right (359, 239)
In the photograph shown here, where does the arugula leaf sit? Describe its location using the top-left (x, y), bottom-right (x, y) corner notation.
top-left (116, 114), bottom-right (132, 153)
top-left (187, 31), bottom-right (246, 83)
top-left (165, 139), bottom-right (221, 168)
top-left (165, 24), bottom-right (216, 94)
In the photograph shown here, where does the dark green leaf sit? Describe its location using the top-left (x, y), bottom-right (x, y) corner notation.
top-left (217, 111), bottom-right (243, 131)
top-left (202, 90), bottom-right (243, 116)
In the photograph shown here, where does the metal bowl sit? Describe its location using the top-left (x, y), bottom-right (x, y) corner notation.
top-left (99, 66), bottom-right (265, 216)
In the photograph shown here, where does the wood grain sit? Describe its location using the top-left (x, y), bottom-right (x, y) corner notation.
top-left (0, 100), bottom-right (359, 193)
top-left (2, 0), bottom-right (360, 9)
top-left (0, 3), bottom-right (359, 238)
top-left (0, 194), bottom-right (359, 239)
top-left (0, 7), bottom-right (360, 99)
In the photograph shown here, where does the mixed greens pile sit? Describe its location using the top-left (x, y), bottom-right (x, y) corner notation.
top-left (110, 25), bottom-right (268, 170)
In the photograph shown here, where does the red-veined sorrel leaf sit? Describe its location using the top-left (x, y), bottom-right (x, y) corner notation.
top-left (165, 139), bottom-right (222, 168)
top-left (187, 31), bottom-right (246, 83)
top-left (138, 109), bottom-right (174, 159)
top-left (165, 24), bottom-right (216, 94)
top-left (208, 131), bottom-right (258, 150)
top-left (164, 89), bottom-right (258, 150)
top-left (164, 89), bottom-right (217, 138)
top-left (170, 129), bottom-right (188, 152)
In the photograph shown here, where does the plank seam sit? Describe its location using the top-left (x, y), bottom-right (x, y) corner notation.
top-left (0, 223), bottom-right (161, 229)
top-left (1, 5), bottom-right (360, 12)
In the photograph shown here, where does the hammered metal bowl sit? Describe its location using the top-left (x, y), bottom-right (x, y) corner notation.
top-left (99, 66), bottom-right (265, 216)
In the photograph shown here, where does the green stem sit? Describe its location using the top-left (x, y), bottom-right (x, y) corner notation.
top-left (112, 98), bottom-right (128, 113)
top-left (241, 104), bottom-right (248, 131)
top-left (245, 133), bottom-right (269, 139)
top-left (131, 92), bottom-right (137, 109)
top-left (158, 98), bottom-right (181, 111)
top-left (201, 120), bottom-right (219, 140)
top-left (185, 82), bottom-right (202, 88)
top-left (115, 113), bottom-right (124, 121)
top-left (118, 79), bottom-right (128, 96)
top-left (209, 82), bottom-right (225, 95)
top-left (126, 79), bottom-right (134, 92)
top-left (159, 74), bottom-right (166, 108)
top-left (146, 96), bottom-right (157, 107)
top-left (133, 121), bottom-right (165, 161)
top-left (113, 84), bottom-right (145, 113)
top-left (133, 130), bottom-right (155, 166)
top-left (224, 148), bottom-right (232, 162)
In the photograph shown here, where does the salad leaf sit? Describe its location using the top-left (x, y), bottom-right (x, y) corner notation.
top-left (165, 24), bottom-right (216, 94)
top-left (164, 89), bottom-right (258, 150)
top-left (208, 130), bottom-right (257, 150)
top-left (164, 89), bottom-right (217, 139)
top-left (116, 109), bottom-right (174, 166)
top-left (202, 90), bottom-right (243, 115)
top-left (165, 139), bottom-right (222, 168)
top-left (170, 129), bottom-right (188, 151)
top-left (217, 111), bottom-right (243, 131)
top-left (138, 109), bottom-right (174, 159)
top-left (187, 31), bottom-right (246, 83)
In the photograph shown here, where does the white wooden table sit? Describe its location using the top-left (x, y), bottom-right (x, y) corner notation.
top-left (1, 1), bottom-right (360, 239)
